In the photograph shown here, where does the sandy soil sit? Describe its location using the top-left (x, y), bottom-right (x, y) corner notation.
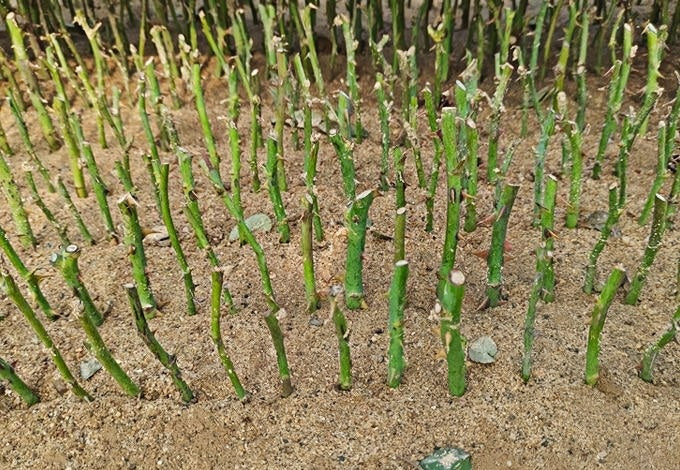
top-left (0, 40), bottom-right (679, 469)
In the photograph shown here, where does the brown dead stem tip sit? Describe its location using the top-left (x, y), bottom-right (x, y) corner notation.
top-left (117, 192), bottom-right (138, 206)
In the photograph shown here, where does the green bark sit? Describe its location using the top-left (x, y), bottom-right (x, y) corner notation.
top-left (1, 266), bottom-right (91, 401)
top-left (158, 164), bottom-right (196, 315)
top-left (50, 245), bottom-right (102, 326)
top-left (0, 151), bottom-right (36, 249)
top-left (117, 194), bottom-right (157, 318)
top-left (640, 304), bottom-right (680, 383)
top-left (387, 260), bottom-right (409, 388)
top-left (330, 286), bottom-right (352, 390)
top-left (210, 270), bottom-right (247, 400)
top-left (0, 356), bottom-right (39, 406)
top-left (125, 284), bottom-right (193, 402)
top-left (585, 265), bottom-right (626, 386)
top-left (438, 269), bottom-right (466, 396)
top-left (344, 190), bottom-right (375, 310)
top-left (625, 195), bottom-right (668, 304)
top-left (485, 184), bottom-right (520, 308)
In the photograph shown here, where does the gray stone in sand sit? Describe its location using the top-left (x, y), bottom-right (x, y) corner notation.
top-left (229, 213), bottom-right (273, 242)
top-left (80, 357), bottom-right (102, 380)
top-left (419, 447), bottom-right (472, 470)
top-left (468, 336), bottom-right (497, 364)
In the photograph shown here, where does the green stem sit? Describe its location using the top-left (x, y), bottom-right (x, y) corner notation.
top-left (344, 189), bottom-right (375, 310)
top-left (25, 171), bottom-right (69, 245)
top-left (625, 195), bottom-right (668, 304)
top-left (532, 109), bottom-right (556, 225)
top-left (125, 284), bottom-right (193, 402)
top-left (539, 175), bottom-right (558, 302)
top-left (1, 266), bottom-right (92, 401)
top-left (387, 260), bottom-right (409, 388)
top-left (485, 184), bottom-right (520, 308)
top-left (117, 193), bottom-right (157, 318)
top-left (265, 137), bottom-right (290, 243)
top-left (56, 177), bottom-right (94, 245)
top-left (50, 245), bottom-right (103, 326)
top-left (0, 151), bottom-right (36, 249)
top-left (487, 63), bottom-right (513, 183)
top-left (330, 286), bottom-right (352, 391)
top-left (209, 270), bottom-right (247, 400)
top-left (70, 115), bottom-right (117, 240)
top-left (556, 92), bottom-right (584, 229)
top-left (423, 86), bottom-right (443, 233)
top-left (437, 108), bottom-right (462, 296)
top-left (438, 269), bottom-right (466, 396)
top-left (158, 164), bottom-right (196, 315)
top-left (393, 147), bottom-right (406, 263)
top-left (521, 264), bottom-right (543, 383)
top-left (201, 161), bottom-right (293, 397)
top-left (0, 356), bottom-right (40, 406)
top-left (640, 304), bottom-right (680, 383)
top-left (639, 122), bottom-right (669, 225)
top-left (585, 265), bottom-right (626, 386)
top-left (301, 195), bottom-right (319, 314)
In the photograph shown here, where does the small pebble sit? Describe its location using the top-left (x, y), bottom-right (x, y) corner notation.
top-left (80, 357), bottom-right (102, 380)
top-left (468, 336), bottom-right (498, 364)
top-left (309, 316), bottom-right (323, 327)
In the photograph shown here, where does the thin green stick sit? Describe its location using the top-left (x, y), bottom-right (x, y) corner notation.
top-left (485, 183), bottom-right (520, 308)
top-left (50, 244), bottom-right (102, 326)
top-left (191, 58), bottom-right (220, 170)
top-left (330, 285), bottom-right (352, 391)
top-left (201, 160), bottom-right (293, 397)
top-left (625, 195), bottom-right (668, 305)
top-left (0, 151), bottom-right (36, 249)
top-left (0, 223), bottom-right (56, 320)
top-left (209, 269), bottom-right (247, 400)
top-left (265, 137), bottom-right (290, 244)
top-left (158, 164), bottom-right (196, 315)
top-left (393, 147), bottom-right (406, 263)
top-left (387, 260), bottom-right (409, 388)
top-left (344, 189), bottom-right (376, 310)
top-left (521, 262), bottom-right (543, 383)
top-left (593, 23), bottom-right (633, 179)
top-left (639, 122), bottom-right (669, 225)
top-left (6, 90), bottom-right (54, 192)
top-left (0, 356), bottom-right (40, 406)
top-left (423, 86), bottom-right (443, 233)
top-left (487, 63), bottom-right (513, 183)
top-left (532, 109), bottom-right (556, 225)
top-left (585, 265), bottom-right (626, 386)
top-left (117, 193), bottom-right (157, 318)
top-left (25, 170), bottom-right (69, 245)
top-left (374, 74), bottom-right (391, 191)
top-left (6, 12), bottom-right (61, 151)
top-left (301, 194), bottom-right (319, 314)
top-left (56, 177), bottom-right (94, 245)
top-left (73, 290), bottom-right (140, 397)
top-left (437, 107), bottom-right (462, 296)
top-left (556, 92), bottom-right (584, 229)
top-left (1, 265), bottom-right (91, 401)
top-left (125, 284), bottom-right (193, 402)
top-left (584, 183), bottom-right (622, 294)
top-left (438, 269), bottom-right (466, 396)
top-left (167, 118), bottom-right (236, 313)
top-left (640, 304), bottom-right (680, 383)
top-left (539, 175), bottom-right (558, 302)
top-left (70, 114), bottom-right (117, 241)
